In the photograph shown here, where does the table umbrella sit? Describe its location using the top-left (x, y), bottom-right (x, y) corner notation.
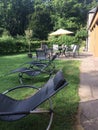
top-left (49, 28), bottom-right (73, 36)
top-left (49, 28), bottom-right (74, 55)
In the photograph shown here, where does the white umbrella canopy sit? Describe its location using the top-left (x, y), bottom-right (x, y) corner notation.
top-left (49, 28), bottom-right (73, 36)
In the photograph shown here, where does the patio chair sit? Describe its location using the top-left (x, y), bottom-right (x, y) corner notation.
top-left (0, 70), bottom-right (68, 130)
top-left (10, 54), bottom-right (57, 84)
top-left (71, 44), bottom-right (80, 57)
top-left (53, 44), bottom-right (59, 55)
top-left (65, 44), bottom-right (80, 57)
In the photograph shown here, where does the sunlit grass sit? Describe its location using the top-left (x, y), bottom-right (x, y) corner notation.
top-left (0, 54), bottom-right (80, 130)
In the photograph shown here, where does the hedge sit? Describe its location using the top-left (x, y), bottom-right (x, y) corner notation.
top-left (0, 36), bottom-right (52, 55)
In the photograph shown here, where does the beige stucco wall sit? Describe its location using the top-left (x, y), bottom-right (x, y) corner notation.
top-left (89, 11), bottom-right (98, 57)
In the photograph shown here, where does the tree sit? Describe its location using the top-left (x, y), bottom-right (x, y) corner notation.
top-left (0, 0), bottom-right (98, 40)
top-left (29, 8), bottom-right (53, 40)
top-left (51, 0), bottom-right (88, 31)
top-left (7, 0), bottom-right (34, 36)
top-left (25, 29), bottom-right (33, 57)
top-left (75, 27), bottom-right (88, 41)
top-left (0, 0), bottom-right (34, 36)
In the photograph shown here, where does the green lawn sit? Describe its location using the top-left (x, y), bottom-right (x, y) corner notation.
top-left (0, 53), bottom-right (80, 130)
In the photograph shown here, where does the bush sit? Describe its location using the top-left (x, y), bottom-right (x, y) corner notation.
top-left (48, 35), bottom-right (77, 46)
top-left (0, 35), bottom-right (53, 55)
top-left (0, 36), bottom-right (26, 55)
top-left (0, 36), bottom-right (15, 54)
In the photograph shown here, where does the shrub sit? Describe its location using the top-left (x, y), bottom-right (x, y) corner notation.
top-left (0, 35), bottom-right (53, 55)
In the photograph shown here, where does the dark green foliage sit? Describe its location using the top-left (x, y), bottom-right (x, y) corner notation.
top-left (0, 0), bottom-right (98, 55)
top-left (0, 0), bottom-right (97, 39)
top-left (0, 36), bottom-right (26, 55)
top-left (75, 28), bottom-right (88, 42)
top-left (0, 36), bottom-right (52, 55)
top-left (0, 27), bottom-right (4, 36)
top-left (0, 0), bottom-right (34, 36)
top-left (29, 10), bottom-right (53, 40)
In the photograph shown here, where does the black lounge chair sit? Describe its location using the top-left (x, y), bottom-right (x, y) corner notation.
top-left (10, 54), bottom-right (57, 84)
top-left (36, 49), bottom-right (50, 60)
top-left (0, 70), bottom-right (68, 130)
top-left (25, 53), bottom-right (57, 70)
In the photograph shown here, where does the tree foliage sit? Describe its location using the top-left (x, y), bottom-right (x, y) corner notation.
top-left (29, 9), bottom-right (53, 40)
top-left (0, 0), bottom-right (98, 40)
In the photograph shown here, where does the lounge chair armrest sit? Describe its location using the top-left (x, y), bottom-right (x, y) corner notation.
top-left (2, 85), bottom-right (40, 95)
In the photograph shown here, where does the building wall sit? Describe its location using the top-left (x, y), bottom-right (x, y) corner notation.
top-left (88, 11), bottom-right (98, 57)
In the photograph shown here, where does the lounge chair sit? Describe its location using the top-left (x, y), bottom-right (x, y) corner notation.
top-left (36, 49), bottom-right (50, 60)
top-left (0, 70), bottom-right (68, 130)
top-left (25, 53), bottom-right (57, 70)
top-left (10, 54), bottom-right (57, 84)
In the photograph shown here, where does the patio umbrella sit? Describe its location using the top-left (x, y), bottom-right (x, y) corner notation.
top-left (49, 28), bottom-right (73, 36)
top-left (49, 29), bottom-right (74, 55)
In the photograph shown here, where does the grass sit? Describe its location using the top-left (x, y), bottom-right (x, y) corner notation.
top-left (0, 53), bottom-right (80, 130)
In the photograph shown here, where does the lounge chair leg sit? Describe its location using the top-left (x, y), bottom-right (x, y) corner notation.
top-left (19, 73), bottom-right (23, 84)
top-left (46, 98), bottom-right (54, 130)
top-left (46, 112), bottom-right (54, 130)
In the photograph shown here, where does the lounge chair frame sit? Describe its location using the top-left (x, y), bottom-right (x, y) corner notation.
top-left (0, 70), bottom-right (68, 130)
top-left (36, 49), bottom-right (50, 60)
top-left (10, 54), bottom-right (57, 84)
top-left (2, 85), bottom-right (53, 130)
